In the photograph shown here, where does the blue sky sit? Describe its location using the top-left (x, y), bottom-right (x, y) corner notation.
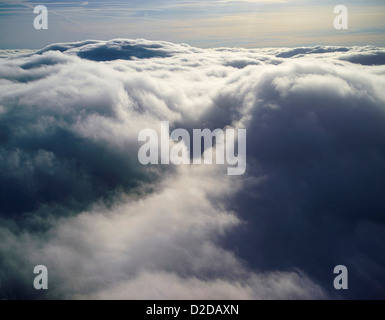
top-left (0, 0), bottom-right (384, 48)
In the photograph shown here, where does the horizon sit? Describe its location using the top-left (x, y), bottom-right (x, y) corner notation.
top-left (5, 39), bottom-right (385, 54)
top-left (3, 37), bottom-right (385, 52)
top-left (1, 0), bottom-right (385, 302)
top-left (1, 0), bottom-right (385, 49)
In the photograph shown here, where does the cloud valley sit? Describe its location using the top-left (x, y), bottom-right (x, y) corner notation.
top-left (0, 39), bottom-right (385, 299)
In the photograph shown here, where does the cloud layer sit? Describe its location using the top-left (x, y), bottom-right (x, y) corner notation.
top-left (0, 39), bottom-right (385, 299)
top-left (2, 1), bottom-right (385, 49)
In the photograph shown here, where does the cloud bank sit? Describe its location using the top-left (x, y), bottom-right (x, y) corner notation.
top-left (0, 39), bottom-right (385, 299)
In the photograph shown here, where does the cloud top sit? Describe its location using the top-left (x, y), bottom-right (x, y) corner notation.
top-left (0, 40), bottom-right (385, 299)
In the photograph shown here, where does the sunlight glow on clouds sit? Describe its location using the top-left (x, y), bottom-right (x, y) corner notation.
top-left (0, 0), bottom-right (385, 302)
top-left (0, 39), bottom-right (385, 299)
top-left (0, 0), bottom-right (384, 48)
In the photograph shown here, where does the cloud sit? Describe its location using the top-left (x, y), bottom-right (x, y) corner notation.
top-left (0, 39), bottom-right (385, 299)
top-left (80, 270), bottom-right (324, 300)
top-left (2, 1), bottom-right (385, 49)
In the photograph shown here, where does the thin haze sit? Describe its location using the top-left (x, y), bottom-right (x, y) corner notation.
top-left (0, 0), bottom-right (384, 48)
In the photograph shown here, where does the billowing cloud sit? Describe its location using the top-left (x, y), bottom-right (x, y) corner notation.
top-left (0, 39), bottom-right (384, 299)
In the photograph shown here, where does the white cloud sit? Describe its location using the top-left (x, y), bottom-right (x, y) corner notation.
top-left (0, 39), bottom-right (385, 299)
top-left (81, 270), bottom-right (324, 300)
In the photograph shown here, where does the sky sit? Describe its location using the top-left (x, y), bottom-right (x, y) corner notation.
top-left (1, 39), bottom-right (385, 300)
top-left (0, 0), bottom-right (384, 49)
top-left (1, 0), bottom-right (385, 302)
